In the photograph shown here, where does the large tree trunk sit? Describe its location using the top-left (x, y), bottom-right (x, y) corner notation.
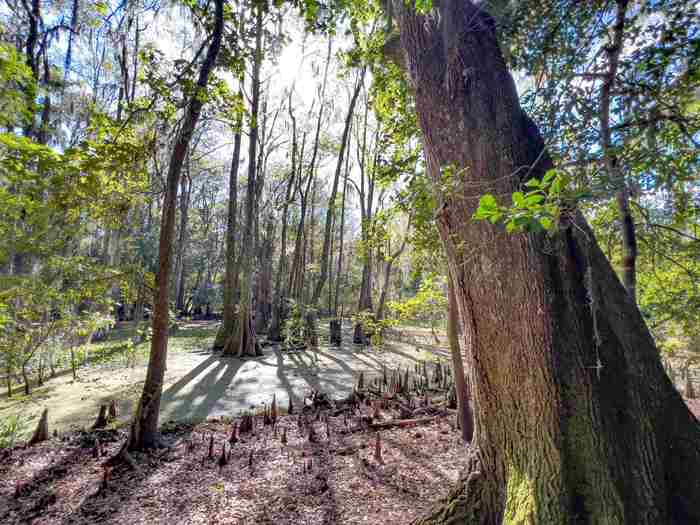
top-left (225, 3), bottom-right (263, 358)
top-left (128, 0), bottom-right (224, 450)
top-left (387, 2), bottom-right (700, 523)
top-left (213, 106), bottom-right (242, 350)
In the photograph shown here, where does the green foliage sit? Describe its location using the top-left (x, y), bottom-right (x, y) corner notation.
top-left (0, 119), bottom-right (148, 265)
top-left (0, 414), bottom-right (24, 449)
top-left (0, 43), bottom-right (34, 128)
top-left (352, 309), bottom-right (396, 347)
top-left (282, 299), bottom-right (306, 347)
top-left (473, 170), bottom-right (590, 233)
top-left (388, 273), bottom-right (447, 330)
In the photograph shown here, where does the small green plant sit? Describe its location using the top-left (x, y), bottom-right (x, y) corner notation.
top-left (0, 414), bottom-right (25, 449)
top-left (282, 299), bottom-right (305, 348)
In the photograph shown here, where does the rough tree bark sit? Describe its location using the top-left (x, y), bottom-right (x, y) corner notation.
top-left (128, 0), bottom-right (224, 450)
top-left (384, 1), bottom-right (700, 523)
top-left (213, 100), bottom-right (242, 350)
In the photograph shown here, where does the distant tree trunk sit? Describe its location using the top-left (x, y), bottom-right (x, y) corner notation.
top-left (225, 3), bottom-right (263, 358)
top-left (128, 0), bottom-right (223, 450)
top-left (174, 171), bottom-right (192, 313)
top-left (385, 1), bottom-right (700, 523)
top-left (307, 177), bottom-right (318, 300)
top-left (63, 0), bottom-right (79, 84)
top-left (268, 99), bottom-right (297, 341)
top-left (309, 67), bottom-right (365, 334)
top-left (289, 38), bottom-right (331, 316)
top-left (600, 0), bottom-right (638, 302)
top-left (5, 362), bottom-right (12, 397)
top-left (375, 231), bottom-right (408, 322)
top-left (353, 134), bottom-right (376, 344)
top-left (447, 275), bottom-right (472, 443)
top-left (287, 134), bottom-right (310, 302)
top-left (21, 362), bottom-right (30, 396)
top-left (333, 143), bottom-right (351, 317)
top-left (213, 103), bottom-right (242, 350)
top-left (255, 217), bottom-right (274, 333)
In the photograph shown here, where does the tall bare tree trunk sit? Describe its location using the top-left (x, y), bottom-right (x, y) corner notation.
top-left (214, 103), bottom-right (242, 349)
top-left (268, 93), bottom-right (298, 341)
top-left (600, 0), bottom-right (638, 303)
top-left (353, 110), bottom-right (376, 344)
top-left (174, 171), bottom-right (192, 313)
top-left (288, 134), bottom-right (310, 302)
top-left (226, 3), bottom-right (263, 358)
top-left (312, 67), bottom-right (365, 305)
top-left (375, 231), bottom-right (408, 322)
top-left (255, 217), bottom-right (274, 333)
top-left (287, 37), bottom-right (331, 344)
top-left (333, 140), bottom-right (351, 317)
top-left (128, 0), bottom-right (224, 450)
top-left (308, 68), bottom-right (365, 336)
top-left (384, 1), bottom-right (700, 523)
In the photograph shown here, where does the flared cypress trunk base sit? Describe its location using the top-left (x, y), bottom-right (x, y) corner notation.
top-left (224, 306), bottom-right (262, 357)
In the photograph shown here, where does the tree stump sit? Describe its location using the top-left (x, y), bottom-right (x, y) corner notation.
top-left (108, 400), bottom-right (118, 421)
top-left (93, 405), bottom-right (109, 429)
top-left (28, 408), bottom-right (49, 446)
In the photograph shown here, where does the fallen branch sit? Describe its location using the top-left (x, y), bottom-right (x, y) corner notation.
top-left (369, 415), bottom-right (442, 430)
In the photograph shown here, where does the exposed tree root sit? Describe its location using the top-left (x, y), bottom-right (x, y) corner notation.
top-left (414, 449), bottom-right (497, 525)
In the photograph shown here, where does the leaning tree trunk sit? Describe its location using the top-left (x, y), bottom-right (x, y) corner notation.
top-left (447, 274), bottom-right (472, 443)
top-left (386, 2), bottom-right (700, 524)
top-left (128, 0), bottom-right (224, 450)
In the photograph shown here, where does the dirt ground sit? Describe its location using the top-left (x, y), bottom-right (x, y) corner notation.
top-left (1, 403), bottom-right (468, 525)
top-left (0, 321), bottom-right (448, 440)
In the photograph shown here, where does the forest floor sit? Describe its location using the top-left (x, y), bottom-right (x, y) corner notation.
top-left (0, 321), bottom-right (449, 441)
top-left (1, 398), bottom-right (468, 524)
